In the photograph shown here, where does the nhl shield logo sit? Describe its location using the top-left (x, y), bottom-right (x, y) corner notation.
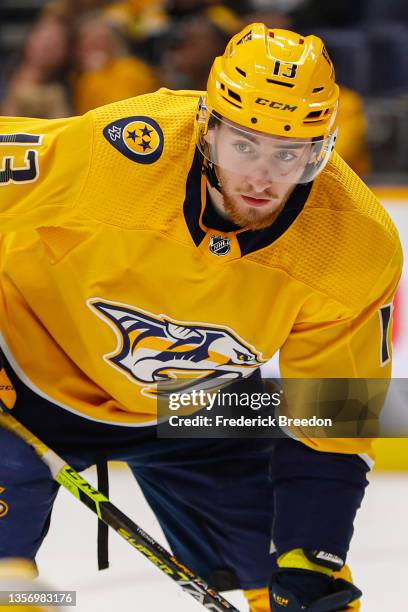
top-left (209, 235), bottom-right (231, 256)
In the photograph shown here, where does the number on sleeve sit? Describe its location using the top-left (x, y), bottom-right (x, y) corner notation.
top-left (0, 133), bottom-right (43, 186)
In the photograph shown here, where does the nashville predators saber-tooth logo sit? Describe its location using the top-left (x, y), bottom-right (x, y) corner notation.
top-left (88, 299), bottom-right (265, 396)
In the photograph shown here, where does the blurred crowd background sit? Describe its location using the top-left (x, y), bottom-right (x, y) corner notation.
top-left (0, 0), bottom-right (408, 183)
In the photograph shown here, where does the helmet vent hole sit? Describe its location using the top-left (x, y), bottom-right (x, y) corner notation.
top-left (227, 89), bottom-right (242, 103)
top-left (305, 110), bottom-right (323, 119)
top-left (313, 86), bottom-right (324, 93)
top-left (237, 31), bottom-right (252, 45)
top-left (304, 110), bottom-right (326, 124)
top-left (299, 37), bottom-right (304, 43)
top-left (220, 96), bottom-right (241, 109)
top-left (266, 78), bottom-right (294, 88)
top-left (235, 66), bottom-right (247, 77)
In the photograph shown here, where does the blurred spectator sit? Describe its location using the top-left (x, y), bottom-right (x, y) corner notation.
top-left (334, 86), bottom-right (371, 176)
top-left (157, 1), bottom-right (241, 89)
top-left (44, 1), bottom-right (168, 66)
top-left (222, 0), bottom-right (251, 15)
top-left (1, 15), bottom-right (73, 118)
top-left (203, 3), bottom-right (243, 35)
top-left (288, 0), bottom-right (365, 30)
top-left (102, 1), bottom-right (169, 64)
top-left (91, 1), bottom-right (242, 67)
top-left (43, 0), bottom-right (109, 20)
top-left (248, 0), bottom-right (305, 8)
top-left (146, 0), bottom-right (242, 65)
top-left (241, 11), bottom-right (291, 29)
top-left (72, 12), bottom-right (158, 114)
top-left (166, 0), bottom-right (228, 19)
top-left (243, 0), bottom-right (365, 31)
top-left (104, 1), bottom-right (167, 33)
top-left (159, 16), bottom-right (231, 90)
top-left (242, 0), bottom-right (299, 29)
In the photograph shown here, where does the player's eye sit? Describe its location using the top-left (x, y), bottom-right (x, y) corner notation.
top-left (275, 149), bottom-right (298, 162)
top-left (233, 140), bottom-right (255, 155)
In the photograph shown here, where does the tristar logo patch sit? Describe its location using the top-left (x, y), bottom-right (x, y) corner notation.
top-left (87, 299), bottom-right (264, 397)
top-left (103, 116), bottom-right (164, 164)
top-left (209, 235), bottom-right (231, 256)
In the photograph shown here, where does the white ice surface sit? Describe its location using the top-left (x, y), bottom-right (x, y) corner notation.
top-left (36, 467), bottom-right (408, 611)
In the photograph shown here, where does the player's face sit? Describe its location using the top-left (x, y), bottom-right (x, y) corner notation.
top-left (212, 122), bottom-right (313, 229)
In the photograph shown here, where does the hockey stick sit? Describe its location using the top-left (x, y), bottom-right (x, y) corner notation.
top-left (0, 405), bottom-right (241, 612)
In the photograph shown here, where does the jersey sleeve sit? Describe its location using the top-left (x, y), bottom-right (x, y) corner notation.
top-left (0, 113), bottom-right (93, 232)
top-left (279, 242), bottom-right (403, 457)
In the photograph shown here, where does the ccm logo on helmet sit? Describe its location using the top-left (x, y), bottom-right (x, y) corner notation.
top-left (255, 98), bottom-right (297, 112)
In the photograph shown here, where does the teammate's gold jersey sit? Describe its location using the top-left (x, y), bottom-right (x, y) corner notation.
top-left (0, 89), bottom-right (403, 455)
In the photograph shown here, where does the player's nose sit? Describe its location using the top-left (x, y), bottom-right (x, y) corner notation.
top-left (246, 164), bottom-right (274, 193)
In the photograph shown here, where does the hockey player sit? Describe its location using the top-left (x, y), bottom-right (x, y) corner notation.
top-left (0, 24), bottom-right (403, 611)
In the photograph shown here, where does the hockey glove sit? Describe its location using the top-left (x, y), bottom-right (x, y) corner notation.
top-left (270, 568), bottom-right (362, 611)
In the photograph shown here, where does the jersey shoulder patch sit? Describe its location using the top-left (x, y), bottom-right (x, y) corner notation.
top-left (103, 116), bottom-right (164, 164)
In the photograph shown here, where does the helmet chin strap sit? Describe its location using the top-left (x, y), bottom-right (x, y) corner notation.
top-left (202, 159), bottom-right (223, 194)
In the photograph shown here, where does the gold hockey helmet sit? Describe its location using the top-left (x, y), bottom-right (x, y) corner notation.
top-left (204, 23), bottom-right (339, 138)
top-left (197, 24), bottom-right (340, 184)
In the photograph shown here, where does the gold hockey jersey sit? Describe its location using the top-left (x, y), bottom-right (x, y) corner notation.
top-left (0, 89), bottom-right (403, 455)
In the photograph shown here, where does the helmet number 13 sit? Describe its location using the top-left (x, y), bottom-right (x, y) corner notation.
top-left (273, 61), bottom-right (298, 79)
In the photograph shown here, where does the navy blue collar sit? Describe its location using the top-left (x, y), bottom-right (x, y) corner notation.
top-left (183, 149), bottom-right (313, 256)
